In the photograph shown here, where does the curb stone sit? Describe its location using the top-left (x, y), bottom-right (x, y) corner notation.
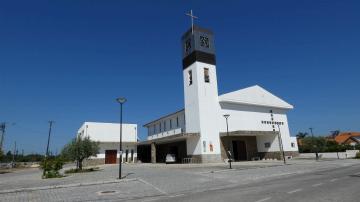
top-left (0, 178), bottom-right (138, 194)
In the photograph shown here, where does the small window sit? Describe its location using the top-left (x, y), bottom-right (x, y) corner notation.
top-left (176, 117), bottom-right (179, 127)
top-left (159, 123), bottom-right (162, 132)
top-left (153, 125), bottom-right (155, 134)
top-left (170, 119), bottom-right (172, 129)
top-left (270, 110), bottom-right (273, 113)
top-left (264, 142), bottom-right (271, 148)
top-left (291, 143), bottom-right (295, 148)
top-left (188, 70), bottom-right (193, 85)
top-left (164, 121), bottom-right (166, 131)
top-left (204, 68), bottom-right (210, 83)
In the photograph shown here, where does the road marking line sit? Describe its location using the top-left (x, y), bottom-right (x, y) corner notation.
top-left (137, 178), bottom-right (168, 195)
top-left (287, 188), bottom-right (302, 194)
top-left (254, 197), bottom-right (272, 202)
top-left (312, 183), bottom-right (323, 187)
top-left (330, 178), bottom-right (338, 182)
top-left (169, 194), bottom-right (185, 198)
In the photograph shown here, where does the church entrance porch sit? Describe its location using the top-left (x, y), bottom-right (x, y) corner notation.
top-left (156, 140), bottom-right (187, 163)
top-left (138, 133), bottom-right (200, 163)
top-left (220, 135), bottom-right (258, 161)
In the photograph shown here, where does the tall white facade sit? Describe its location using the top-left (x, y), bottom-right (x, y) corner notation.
top-left (141, 25), bottom-right (298, 163)
top-left (183, 61), bottom-right (222, 159)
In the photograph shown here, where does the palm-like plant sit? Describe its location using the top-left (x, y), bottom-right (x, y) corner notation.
top-left (296, 132), bottom-right (308, 139)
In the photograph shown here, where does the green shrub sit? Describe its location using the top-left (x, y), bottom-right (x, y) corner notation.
top-left (40, 157), bottom-right (64, 178)
top-left (355, 152), bottom-right (360, 159)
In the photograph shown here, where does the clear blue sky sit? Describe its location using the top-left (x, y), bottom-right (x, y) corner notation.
top-left (1, 1), bottom-right (359, 154)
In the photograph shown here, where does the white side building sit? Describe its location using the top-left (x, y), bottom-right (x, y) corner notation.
top-left (77, 122), bottom-right (138, 164)
top-left (138, 25), bottom-right (298, 163)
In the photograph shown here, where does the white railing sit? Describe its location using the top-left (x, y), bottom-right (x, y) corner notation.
top-left (147, 128), bottom-right (183, 140)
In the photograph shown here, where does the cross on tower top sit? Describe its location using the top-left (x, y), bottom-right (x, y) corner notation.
top-left (185, 9), bottom-right (198, 34)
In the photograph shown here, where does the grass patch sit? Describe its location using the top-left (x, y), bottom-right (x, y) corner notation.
top-left (43, 170), bottom-right (64, 179)
top-left (64, 167), bottom-right (100, 174)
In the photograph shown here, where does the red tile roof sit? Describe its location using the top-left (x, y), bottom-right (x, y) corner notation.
top-left (334, 132), bottom-right (360, 144)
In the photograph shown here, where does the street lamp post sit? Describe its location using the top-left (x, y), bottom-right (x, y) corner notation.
top-left (116, 97), bottom-right (127, 179)
top-left (309, 127), bottom-right (319, 160)
top-left (223, 114), bottom-right (232, 169)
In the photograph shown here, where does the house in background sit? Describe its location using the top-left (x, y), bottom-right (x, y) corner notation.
top-left (77, 122), bottom-right (138, 164)
top-left (334, 132), bottom-right (360, 146)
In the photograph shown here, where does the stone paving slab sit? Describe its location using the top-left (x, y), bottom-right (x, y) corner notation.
top-left (0, 179), bottom-right (162, 202)
top-left (0, 159), bottom-right (359, 201)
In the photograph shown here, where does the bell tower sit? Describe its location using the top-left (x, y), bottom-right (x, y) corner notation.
top-left (181, 22), bottom-right (222, 162)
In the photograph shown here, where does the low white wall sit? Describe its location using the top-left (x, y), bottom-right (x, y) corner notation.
top-left (299, 150), bottom-right (359, 159)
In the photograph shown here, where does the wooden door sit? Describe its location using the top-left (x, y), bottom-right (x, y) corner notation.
top-left (105, 150), bottom-right (117, 164)
top-left (232, 141), bottom-right (247, 161)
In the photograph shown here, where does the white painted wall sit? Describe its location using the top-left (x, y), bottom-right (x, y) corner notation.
top-left (145, 110), bottom-right (185, 140)
top-left (256, 134), bottom-right (279, 152)
top-left (77, 122), bottom-right (138, 161)
top-left (77, 122), bottom-right (137, 143)
top-left (299, 150), bottom-right (359, 159)
top-left (219, 103), bottom-right (298, 152)
top-left (184, 61), bottom-right (222, 156)
top-left (90, 142), bottom-right (137, 162)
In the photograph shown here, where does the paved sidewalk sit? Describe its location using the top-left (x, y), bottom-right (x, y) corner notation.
top-left (0, 159), bottom-right (359, 201)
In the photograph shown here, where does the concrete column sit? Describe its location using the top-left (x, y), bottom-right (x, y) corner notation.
top-left (151, 143), bottom-right (156, 163)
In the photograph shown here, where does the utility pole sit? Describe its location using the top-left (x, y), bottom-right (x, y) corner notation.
top-left (0, 123), bottom-right (6, 151)
top-left (309, 127), bottom-right (319, 160)
top-left (43, 121), bottom-right (54, 177)
top-left (45, 121), bottom-right (54, 158)
top-left (12, 141), bottom-right (16, 167)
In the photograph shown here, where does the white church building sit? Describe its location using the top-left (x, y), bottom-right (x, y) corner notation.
top-left (137, 25), bottom-right (298, 163)
top-left (77, 122), bottom-right (138, 164)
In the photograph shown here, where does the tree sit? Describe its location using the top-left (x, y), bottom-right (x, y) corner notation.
top-left (296, 132), bottom-right (308, 139)
top-left (40, 156), bottom-right (64, 178)
top-left (298, 136), bottom-right (327, 153)
top-left (0, 148), bottom-right (3, 161)
top-left (61, 135), bottom-right (99, 170)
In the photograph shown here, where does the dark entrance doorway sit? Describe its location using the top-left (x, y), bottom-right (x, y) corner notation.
top-left (105, 150), bottom-right (117, 164)
top-left (137, 145), bottom-right (151, 163)
top-left (156, 141), bottom-right (187, 163)
top-left (232, 140), bottom-right (247, 161)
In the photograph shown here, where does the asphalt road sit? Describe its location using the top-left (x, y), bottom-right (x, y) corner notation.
top-left (158, 163), bottom-right (360, 202)
top-left (1, 160), bottom-right (359, 201)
